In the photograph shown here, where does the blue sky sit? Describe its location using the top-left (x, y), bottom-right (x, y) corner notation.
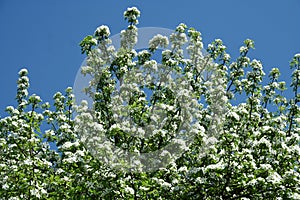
top-left (0, 0), bottom-right (299, 116)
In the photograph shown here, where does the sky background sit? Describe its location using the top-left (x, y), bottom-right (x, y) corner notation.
top-left (0, 0), bottom-right (299, 116)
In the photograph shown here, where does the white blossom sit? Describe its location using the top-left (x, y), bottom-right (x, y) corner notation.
top-left (18, 68), bottom-right (28, 76)
top-left (124, 186), bottom-right (135, 195)
top-left (266, 172), bottom-right (282, 184)
top-left (94, 25), bottom-right (110, 38)
top-left (149, 34), bottom-right (169, 51)
top-left (2, 183), bottom-right (9, 190)
top-left (294, 53), bottom-right (300, 58)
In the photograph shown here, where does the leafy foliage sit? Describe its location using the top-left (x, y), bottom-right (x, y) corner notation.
top-left (0, 7), bottom-right (299, 199)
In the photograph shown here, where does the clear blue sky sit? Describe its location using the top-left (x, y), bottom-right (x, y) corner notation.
top-left (0, 0), bottom-right (299, 116)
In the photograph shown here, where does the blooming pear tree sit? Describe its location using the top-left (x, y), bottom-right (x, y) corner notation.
top-left (0, 7), bottom-right (299, 199)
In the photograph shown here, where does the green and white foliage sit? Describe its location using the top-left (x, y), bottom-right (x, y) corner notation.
top-left (0, 69), bottom-right (54, 199)
top-left (0, 7), bottom-right (299, 199)
top-left (78, 11), bottom-right (219, 172)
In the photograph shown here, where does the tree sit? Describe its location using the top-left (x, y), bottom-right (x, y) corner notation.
top-left (0, 7), bottom-right (299, 199)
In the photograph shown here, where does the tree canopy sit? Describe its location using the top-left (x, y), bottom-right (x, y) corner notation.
top-left (0, 7), bottom-right (299, 199)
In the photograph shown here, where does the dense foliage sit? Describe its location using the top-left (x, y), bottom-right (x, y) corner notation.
top-left (0, 7), bottom-right (299, 199)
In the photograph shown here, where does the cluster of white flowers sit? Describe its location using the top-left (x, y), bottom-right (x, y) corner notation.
top-left (61, 141), bottom-right (80, 150)
top-left (124, 186), bottom-right (135, 195)
top-left (94, 25), bottom-right (110, 39)
top-left (1, 7), bottom-right (299, 199)
top-left (120, 26), bottom-right (138, 50)
top-left (149, 34), bottom-right (169, 52)
top-left (143, 60), bottom-right (158, 71)
top-left (266, 171), bottom-right (282, 184)
top-left (18, 68), bottom-right (28, 76)
top-left (239, 46), bottom-right (248, 54)
top-left (294, 53), bottom-right (300, 58)
top-left (16, 69), bottom-right (30, 107)
top-left (227, 110), bottom-right (240, 121)
top-left (205, 161), bottom-right (225, 171)
top-left (170, 24), bottom-right (188, 54)
top-left (62, 155), bottom-right (77, 163)
top-left (123, 7), bottom-right (140, 25)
